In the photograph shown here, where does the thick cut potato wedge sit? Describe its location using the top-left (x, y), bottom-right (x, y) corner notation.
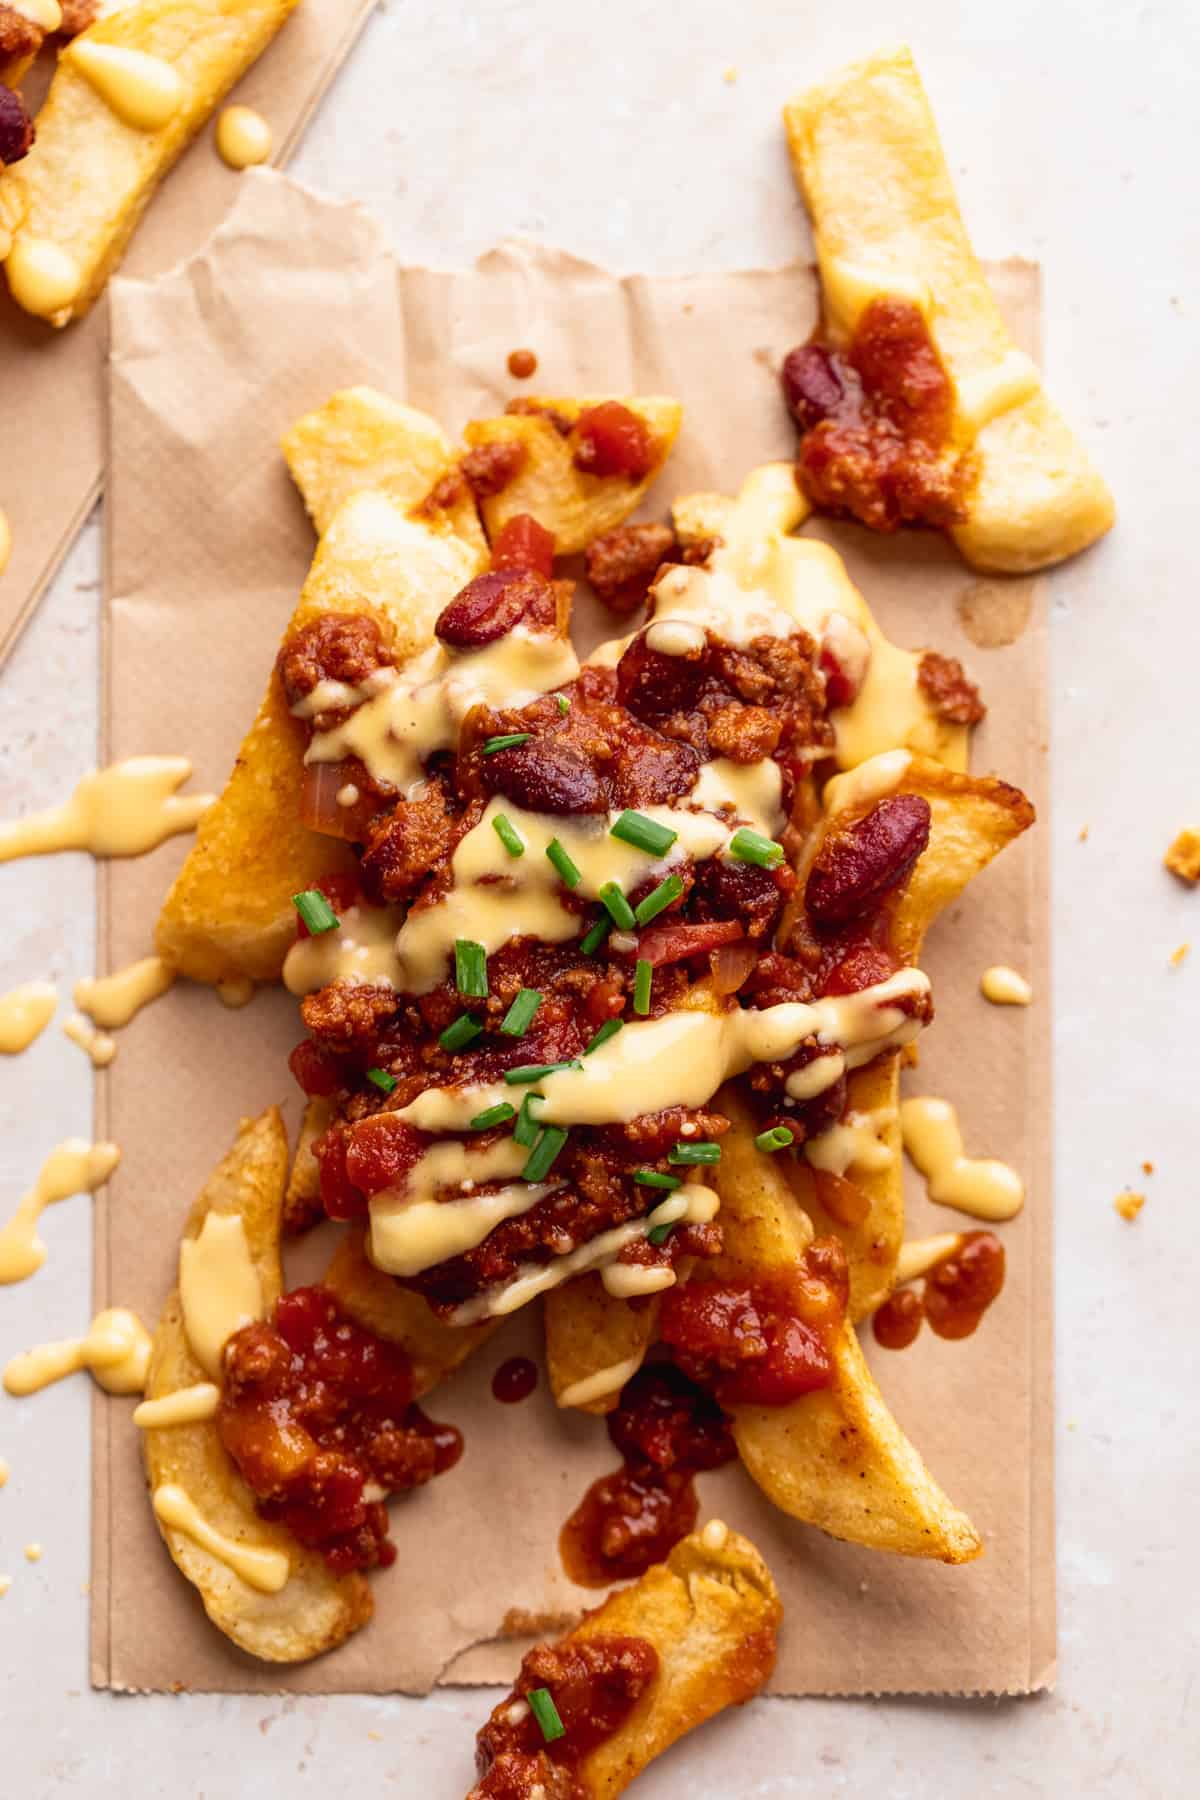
top-left (470, 1527), bottom-right (780, 1798)
top-left (155, 483), bottom-right (486, 984)
top-left (142, 1108), bottom-right (373, 1661)
top-left (283, 387), bottom-right (460, 538)
top-left (282, 1093), bottom-right (331, 1235)
top-left (464, 396), bottom-right (682, 556)
top-left (784, 45), bottom-right (1114, 573)
top-left (544, 1274), bottom-right (660, 1416)
top-left (322, 1225), bottom-right (497, 1401)
top-left (1, 0), bottom-right (300, 325)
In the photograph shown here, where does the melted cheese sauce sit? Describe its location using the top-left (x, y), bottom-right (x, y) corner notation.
top-left (0, 758), bottom-right (213, 863)
top-left (133, 1383), bottom-right (220, 1429)
top-left (178, 1213), bottom-right (263, 1379)
top-left (283, 902), bottom-right (404, 998)
top-left (953, 350), bottom-right (1041, 441)
top-left (4, 238), bottom-right (81, 324)
top-left (804, 1106), bottom-right (895, 1177)
top-left (63, 1014), bottom-right (117, 1067)
top-left (0, 508), bottom-right (11, 577)
top-left (215, 976), bottom-right (255, 1009)
top-left (822, 749), bottom-right (912, 816)
top-left (369, 1137), bottom-right (562, 1277)
top-left (700, 1517), bottom-right (730, 1553)
top-left (0, 1456), bottom-right (8, 1488)
top-left (821, 258), bottom-right (933, 343)
top-left (556, 1353), bottom-right (645, 1411)
top-left (74, 955), bottom-right (175, 1028)
top-left (980, 965), bottom-right (1033, 1007)
top-left (0, 1140), bottom-right (120, 1285)
top-left (0, 981), bottom-right (56, 1054)
top-left (14, 0), bottom-right (63, 28)
top-left (894, 1232), bottom-right (963, 1287)
top-left (66, 41), bottom-right (185, 131)
top-left (3, 1308), bottom-right (150, 1397)
top-left (152, 1484), bottom-right (289, 1594)
top-left (216, 104), bottom-right (272, 169)
top-left (900, 1096), bottom-right (1024, 1221)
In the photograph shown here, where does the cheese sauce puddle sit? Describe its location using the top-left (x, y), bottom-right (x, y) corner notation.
top-left (0, 1140), bottom-right (121, 1285)
top-left (3, 1308), bottom-right (150, 1397)
top-left (0, 759), bottom-right (212, 863)
top-left (899, 1096), bottom-right (1024, 1221)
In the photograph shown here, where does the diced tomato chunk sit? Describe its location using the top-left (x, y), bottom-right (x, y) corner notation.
top-left (343, 1113), bottom-right (428, 1199)
top-left (817, 942), bottom-right (897, 997)
top-left (489, 512), bottom-right (556, 578)
top-left (636, 919), bottom-right (744, 967)
top-left (314, 1128), bottom-right (368, 1220)
top-left (288, 1038), bottom-right (342, 1099)
top-left (572, 402), bottom-right (655, 480)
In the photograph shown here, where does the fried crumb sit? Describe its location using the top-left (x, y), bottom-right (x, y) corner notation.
top-left (723, 65), bottom-right (739, 83)
top-left (1142, 1160), bottom-right (1155, 1176)
top-left (1164, 827), bottom-right (1200, 884)
top-left (1114, 1191), bottom-right (1145, 1222)
top-left (1078, 824), bottom-right (1090, 842)
top-left (1169, 942), bottom-right (1191, 967)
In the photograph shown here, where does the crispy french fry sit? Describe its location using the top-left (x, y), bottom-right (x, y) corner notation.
top-left (784, 45), bottom-right (1114, 573)
top-left (469, 1527), bottom-right (780, 1798)
top-left (1, 0), bottom-right (301, 326)
top-left (283, 386), bottom-right (458, 538)
top-left (464, 396), bottom-right (682, 556)
top-left (155, 482), bottom-right (486, 985)
top-left (282, 1093), bottom-right (332, 1235)
top-left (544, 1274), bottom-right (660, 1416)
top-left (142, 1108), bottom-right (373, 1661)
top-left (322, 1225), bottom-right (497, 1401)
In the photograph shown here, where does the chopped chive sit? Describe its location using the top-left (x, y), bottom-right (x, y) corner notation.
top-left (598, 881), bottom-right (637, 930)
top-left (545, 837), bottom-right (583, 889)
top-left (365, 1068), bottom-right (397, 1095)
top-left (633, 873), bottom-right (684, 925)
top-left (647, 1223), bottom-right (675, 1246)
top-left (439, 1012), bottom-right (483, 1052)
top-left (291, 889), bottom-right (339, 935)
top-left (669, 1141), bottom-right (722, 1165)
top-left (454, 938), bottom-right (489, 998)
top-left (729, 827), bottom-right (784, 869)
top-left (755, 1125), bottom-right (795, 1153)
top-left (513, 1091), bottom-right (545, 1146)
top-left (492, 813), bottom-right (525, 857)
top-left (610, 810), bottom-right (678, 857)
top-left (504, 1061), bottom-right (575, 1085)
top-left (468, 1102), bottom-right (516, 1131)
top-left (500, 988), bottom-right (543, 1037)
top-left (580, 915), bottom-right (609, 956)
top-left (482, 732), bottom-right (531, 754)
top-left (634, 1169), bottom-right (681, 1190)
top-left (633, 958), bottom-right (653, 1016)
top-left (522, 1125), bottom-right (569, 1183)
top-left (555, 694), bottom-right (570, 715)
top-left (527, 1687), bottom-right (565, 1744)
top-left (583, 1017), bottom-right (623, 1055)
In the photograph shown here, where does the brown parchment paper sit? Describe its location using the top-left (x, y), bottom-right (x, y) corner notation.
top-left (0, 0), bottom-right (377, 669)
top-left (96, 169), bottom-right (1053, 1698)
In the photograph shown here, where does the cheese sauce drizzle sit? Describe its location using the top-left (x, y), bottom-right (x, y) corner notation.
top-left (804, 1106), bottom-right (896, 1176)
top-left (152, 1485), bottom-right (289, 1594)
top-left (556, 1354), bottom-right (646, 1411)
top-left (0, 981), bottom-right (56, 1054)
top-left (980, 964), bottom-right (1033, 1006)
top-left (74, 955), bottom-right (175, 1028)
top-left (133, 1383), bottom-right (220, 1429)
top-left (894, 1232), bottom-right (964, 1287)
top-left (63, 1014), bottom-right (117, 1068)
top-left (899, 1096), bottom-right (1024, 1221)
top-left (0, 508), bottom-right (12, 578)
top-left (178, 1212), bottom-right (263, 1379)
top-left (3, 1308), bottom-right (150, 1397)
top-left (65, 41), bottom-right (185, 132)
top-left (0, 759), bottom-right (213, 863)
top-left (0, 1140), bottom-right (121, 1285)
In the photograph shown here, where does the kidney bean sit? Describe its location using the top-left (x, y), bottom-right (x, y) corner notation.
top-left (435, 569), bottom-right (554, 647)
top-left (781, 343), bottom-right (847, 433)
top-left (805, 794), bottom-right (932, 925)
top-left (482, 738), bottom-right (606, 814)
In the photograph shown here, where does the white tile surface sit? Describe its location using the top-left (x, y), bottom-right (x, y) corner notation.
top-left (2, 0), bottom-right (1198, 1792)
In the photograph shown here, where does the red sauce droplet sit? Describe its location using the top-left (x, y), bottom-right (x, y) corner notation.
top-left (873, 1285), bottom-right (923, 1349)
top-left (507, 347), bottom-right (537, 379)
top-left (491, 1355), bottom-right (538, 1404)
top-left (924, 1230), bottom-right (1005, 1339)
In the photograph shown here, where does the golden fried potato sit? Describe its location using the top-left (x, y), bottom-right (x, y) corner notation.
top-left (322, 1225), bottom-right (497, 1401)
top-left (155, 484), bottom-right (486, 985)
top-left (464, 396), bottom-right (682, 556)
top-left (470, 1526), bottom-right (780, 1798)
top-left (784, 45), bottom-right (1114, 572)
top-left (1, 0), bottom-right (300, 326)
top-left (282, 1094), bottom-right (332, 1235)
top-left (0, 0), bottom-right (51, 89)
top-left (544, 1274), bottom-right (660, 1415)
top-left (283, 387), bottom-right (457, 537)
top-left (142, 1108), bottom-right (373, 1661)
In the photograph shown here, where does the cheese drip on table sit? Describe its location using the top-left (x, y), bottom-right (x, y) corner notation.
top-left (0, 1140), bottom-right (121, 1285)
top-left (0, 758), bottom-right (213, 863)
top-left (899, 1096), bottom-right (1024, 1221)
top-left (0, 981), bottom-right (56, 1055)
top-left (3, 1309), bottom-right (150, 1397)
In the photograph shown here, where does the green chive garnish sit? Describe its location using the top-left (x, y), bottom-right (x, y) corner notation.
top-left (545, 838), bottom-right (582, 888)
top-left (598, 881), bottom-right (636, 930)
top-left (669, 1141), bottom-right (721, 1165)
top-left (468, 1102), bottom-right (516, 1131)
top-left (500, 988), bottom-right (543, 1037)
top-left (610, 810), bottom-right (678, 857)
top-left (504, 1061), bottom-right (575, 1085)
top-left (492, 813), bottom-right (525, 857)
top-left (634, 1169), bottom-right (681, 1190)
top-left (647, 1223), bottom-right (675, 1246)
top-left (755, 1126), bottom-right (795, 1152)
top-left (633, 959), bottom-right (653, 1016)
top-left (580, 915), bottom-right (609, 956)
top-left (522, 1126), bottom-right (569, 1183)
top-left (633, 873), bottom-right (684, 925)
top-left (439, 1012), bottom-right (483, 1052)
top-left (583, 1017), bottom-right (623, 1055)
top-left (365, 1068), bottom-right (397, 1095)
top-left (454, 938), bottom-right (488, 998)
top-left (513, 1091), bottom-right (545, 1146)
top-left (555, 694), bottom-right (570, 715)
top-left (292, 889), bottom-right (339, 934)
top-left (729, 827), bottom-right (784, 869)
top-left (482, 732), bottom-right (531, 754)
top-left (527, 1687), bottom-right (565, 1744)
